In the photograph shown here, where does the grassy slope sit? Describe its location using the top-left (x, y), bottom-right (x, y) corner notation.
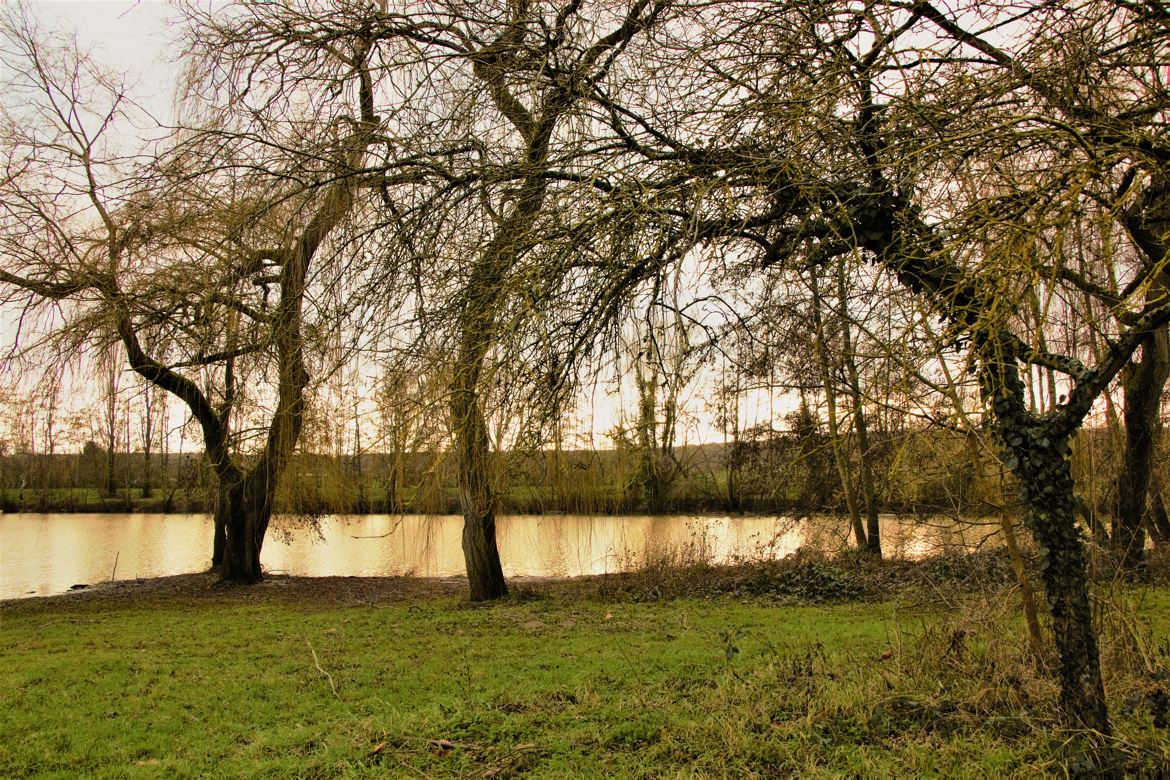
top-left (3, 583), bottom-right (1170, 778)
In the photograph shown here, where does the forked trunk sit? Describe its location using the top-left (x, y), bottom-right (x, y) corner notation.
top-left (218, 470), bottom-right (276, 584)
top-left (981, 337), bottom-right (1110, 735)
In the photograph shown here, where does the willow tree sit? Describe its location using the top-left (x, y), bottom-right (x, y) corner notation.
top-left (824, 0), bottom-right (1166, 736)
top-left (884, 1), bottom-right (1170, 733)
top-left (583, 0), bottom-right (1168, 734)
top-left (685, 0), bottom-right (1167, 735)
top-left (349, 0), bottom-right (670, 600)
top-left (0, 3), bottom-right (384, 582)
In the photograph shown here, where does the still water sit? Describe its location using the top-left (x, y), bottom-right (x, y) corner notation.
top-left (0, 512), bottom-right (999, 599)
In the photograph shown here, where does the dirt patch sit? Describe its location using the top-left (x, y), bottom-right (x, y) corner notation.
top-left (0, 571), bottom-right (472, 614)
top-left (7, 546), bottom-right (1151, 615)
top-left (0, 549), bottom-right (1019, 615)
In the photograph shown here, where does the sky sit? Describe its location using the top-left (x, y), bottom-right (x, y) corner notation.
top-left (27, 0), bottom-right (183, 123)
top-left (0, 1), bottom-right (790, 454)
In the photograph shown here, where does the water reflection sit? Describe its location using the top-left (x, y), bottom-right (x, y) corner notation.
top-left (0, 512), bottom-right (1001, 599)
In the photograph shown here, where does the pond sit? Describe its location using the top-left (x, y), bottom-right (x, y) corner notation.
top-left (0, 512), bottom-right (1001, 599)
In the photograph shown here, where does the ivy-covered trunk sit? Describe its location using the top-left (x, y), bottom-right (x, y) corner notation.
top-left (1011, 430), bottom-right (1109, 733)
top-left (986, 356), bottom-right (1110, 735)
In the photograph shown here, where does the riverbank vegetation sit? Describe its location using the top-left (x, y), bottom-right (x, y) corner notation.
top-left (4, 553), bottom-right (1170, 777)
top-left (0, 425), bottom-right (1149, 526)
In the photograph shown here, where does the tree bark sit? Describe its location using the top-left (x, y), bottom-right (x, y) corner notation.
top-left (1148, 475), bottom-right (1170, 548)
top-left (726, 379), bottom-right (742, 513)
top-left (983, 346), bottom-right (1110, 735)
top-left (385, 465), bottom-right (401, 514)
top-left (211, 479), bottom-right (228, 568)
top-left (1116, 330), bottom-right (1169, 567)
top-left (838, 261), bottom-right (881, 556)
top-left (966, 430), bottom-right (1046, 660)
top-left (1016, 440), bottom-right (1110, 734)
top-left (809, 271), bottom-right (866, 547)
top-left (218, 465), bottom-right (276, 584)
top-left (1000, 510), bottom-right (1046, 661)
top-left (141, 386), bottom-right (154, 499)
top-left (450, 374), bottom-right (507, 601)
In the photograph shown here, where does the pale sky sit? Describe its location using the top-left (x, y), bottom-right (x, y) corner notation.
top-left (1, 1), bottom-right (791, 454)
top-left (28, 0), bottom-right (182, 123)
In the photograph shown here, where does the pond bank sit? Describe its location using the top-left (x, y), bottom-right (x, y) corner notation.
top-left (5, 544), bottom-right (1166, 611)
top-left (3, 546), bottom-right (1023, 610)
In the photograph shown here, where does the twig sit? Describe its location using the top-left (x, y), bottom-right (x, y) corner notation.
top-left (351, 519), bottom-right (402, 539)
top-left (306, 640), bottom-right (340, 699)
top-left (110, 552), bottom-right (119, 582)
top-left (395, 759), bottom-right (434, 779)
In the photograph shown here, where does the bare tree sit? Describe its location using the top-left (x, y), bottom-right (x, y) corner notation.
top-left (572, 0), bottom-right (1170, 734)
top-left (350, 0), bottom-right (671, 600)
top-left (0, 3), bottom-right (382, 582)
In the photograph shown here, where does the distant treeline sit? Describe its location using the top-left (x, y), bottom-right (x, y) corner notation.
top-left (0, 423), bottom-right (1136, 522)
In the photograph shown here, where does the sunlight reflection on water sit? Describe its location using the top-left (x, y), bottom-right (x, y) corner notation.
top-left (0, 512), bottom-right (1000, 599)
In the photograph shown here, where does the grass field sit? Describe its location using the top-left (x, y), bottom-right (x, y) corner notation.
top-left (3, 566), bottom-right (1170, 777)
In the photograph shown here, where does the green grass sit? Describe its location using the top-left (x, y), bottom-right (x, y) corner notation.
top-left (3, 583), bottom-right (1170, 777)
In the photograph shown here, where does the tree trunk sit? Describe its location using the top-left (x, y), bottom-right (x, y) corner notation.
top-left (856, 406), bottom-right (882, 557)
top-left (967, 431), bottom-right (1046, 660)
top-left (450, 380), bottom-right (507, 601)
top-left (1078, 495), bottom-right (1112, 545)
top-left (211, 480), bottom-right (228, 568)
top-left (843, 350), bottom-right (881, 554)
top-left (1117, 331), bottom-right (1169, 568)
top-left (972, 330), bottom-right (1111, 734)
top-left (218, 468), bottom-right (276, 584)
top-left (1000, 415), bottom-right (1110, 734)
top-left (1148, 475), bottom-right (1170, 548)
top-left (142, 443), bottom-right (153, 499)
top-left (726, 408), bottom-right (742, 513)
top-left (1024, 461), bottom-right (1109, 734)
top-left (837, 260), bottom-right (882, 556)
top-left (385, 465), bottom-right (400, 514)
top-left (141, 387), bottom-right (154, 499)
top-left (104, 360), bottom-right (118, 498)
top-left (808, 271), bottom-right (866, 546)
top-left (1000, 510), bottom-right (1045, 660)
top-left (105, 431), bottom-right (117, 498)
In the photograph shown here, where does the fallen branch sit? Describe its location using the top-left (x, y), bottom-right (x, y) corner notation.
top-left (305, 640), bottom-right (340, 699)
top-left (351, 520), bottom-right (402, 540)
